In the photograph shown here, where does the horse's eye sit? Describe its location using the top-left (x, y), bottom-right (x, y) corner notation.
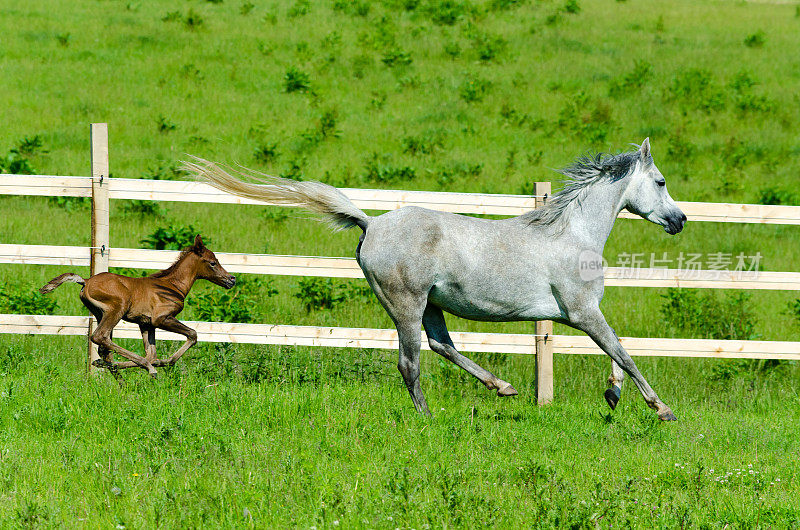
top-left (656, 180), bottom-right (666, 187)
top-left (210, 261), bottom-right (218, 267)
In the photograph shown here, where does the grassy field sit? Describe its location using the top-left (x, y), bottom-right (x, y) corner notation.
top-left (2, 0), bottom-right (800, 526)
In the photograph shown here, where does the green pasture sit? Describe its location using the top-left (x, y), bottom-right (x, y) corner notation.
top-left (1, 0), bottom-right (800, 526)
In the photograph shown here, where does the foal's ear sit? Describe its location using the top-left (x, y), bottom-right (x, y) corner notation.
top-left (639, 137), bottom-right (651, 160)
top-left (192, 234), bottom-right (205, 254)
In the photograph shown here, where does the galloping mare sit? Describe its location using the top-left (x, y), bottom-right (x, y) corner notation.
top-left (184, 139), bottom-right (687, 420)
top-left (40, 235), bottom-right (235, 383)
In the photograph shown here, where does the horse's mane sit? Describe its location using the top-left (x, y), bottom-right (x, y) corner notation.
top-left (520, 149), bottom-right (641, 227)
top-left (148, 248), bottom-right (194, 278)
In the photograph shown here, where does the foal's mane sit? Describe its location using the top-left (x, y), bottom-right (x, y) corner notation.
top-left (520, 149), bottom-right (640, 227)
top-left (149, 248), bottom-right (195, 279)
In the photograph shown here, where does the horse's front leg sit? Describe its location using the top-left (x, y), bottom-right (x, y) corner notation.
top-left (572, 308), bottom-right (676, 421)
top-left (155, 316), bottom-right (198, 366)
top-left (605, 359), bottom-right (625, 410)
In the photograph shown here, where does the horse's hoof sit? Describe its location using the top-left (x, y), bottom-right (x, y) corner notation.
top-left (149, 370), bottom-right (158, 379)
top-left (497, 383), bottom-right (518, 397)
top-left (604, 386), bottom-right (621, 410)
top-left (658, 409), bottom-right (678, 421)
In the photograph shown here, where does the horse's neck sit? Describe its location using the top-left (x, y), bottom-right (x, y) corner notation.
top-left (160, 254), bottom-right (199, 297)
top-left (565, 178), bottom-right (629, 252)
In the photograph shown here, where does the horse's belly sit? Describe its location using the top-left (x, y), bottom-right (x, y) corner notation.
top-left (428, 282), bottom-right (560, 322)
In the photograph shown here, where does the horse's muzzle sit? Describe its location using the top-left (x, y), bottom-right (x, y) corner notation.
top-left (665, 212), bottom-right (687, 235)
top-left (224, 276), bottom-right (236, 289)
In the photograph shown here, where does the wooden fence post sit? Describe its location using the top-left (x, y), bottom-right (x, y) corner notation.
top-left (88, 123), bottom-right (110, 374)
top-left (534, 182), bottom-right (553, 405)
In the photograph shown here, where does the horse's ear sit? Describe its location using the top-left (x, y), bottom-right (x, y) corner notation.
top-left (640, 138), bottom-right (651, 160)
top-left (192, 234), bottom-right (205, 254)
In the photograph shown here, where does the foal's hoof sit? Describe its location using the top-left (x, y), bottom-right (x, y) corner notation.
top-left (658, 409), bottom-right (678, 421)
top-left (497, 383), bottom-right (518, 397)
top-left (604, 386), bottom-right (621, 410)
top-left (148, 369), bottom-right (158, 379)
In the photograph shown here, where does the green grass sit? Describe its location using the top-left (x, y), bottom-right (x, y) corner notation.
top-left (2, 335), bottom-right (799, 527)
top-left (2, 0), bottom-right (800, 526)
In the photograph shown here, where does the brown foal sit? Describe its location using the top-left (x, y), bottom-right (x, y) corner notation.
top-left (40, 235), bottom-right (235, 381)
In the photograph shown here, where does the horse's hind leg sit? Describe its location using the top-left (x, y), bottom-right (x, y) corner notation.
top-left (423, 305), bottom-right (517, 397)
top-left (82, 299), bottom-right (124, 385)
top-left (365, 276), bottom-right (431, 415)
top-left (605, 360), bottom-right (625, 410)
top-left (89, 308), bottom-right (158, 378)
top-left (395, 317), bottom-right (431, 416)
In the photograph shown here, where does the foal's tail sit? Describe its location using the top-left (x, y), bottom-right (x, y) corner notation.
top-left (40, 273), bottom-right (85, 294)
top-left (181, 157), bottom-right (370, 232)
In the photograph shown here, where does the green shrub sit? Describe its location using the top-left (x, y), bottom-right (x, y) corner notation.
top-left (294, 278), bottom-right (346, 312)
top-left (744, 31), bottom-right (765, 48)
top-left (288, 0), bottom-right (310, 17)
top-left (294, 278), bottom-right (374, 312)
top-left (381, 49), bottom-right (413, 68)
top-left (0, 284), bottom-right (58, 315)
top-left (362, 154), bottom-right (416, 183)
top-left (423, 0), bottom-right (468, 25)
top-left (402, 132), bottom-right (445, 156)
top-left (557, 93), bottom-right (614, 145)
top-left (188, 277), bottom-right (277, 323)
top-left (119, 200), bottom-right (166, 217)
top-left (284, 67), bottom-right (311, 93)
top-left (459, 74), bottom-right (491, 103)
top-left (608, 60), bottom-right (653, 98)
top-left (660, 288), bottom-right (757, 341)
top-left (0, 152), bottom-right (36, 174)
top-left (142, 162), bottom-right (182, 180)
top-left (141, 225), bottom-right (204, 250)
top-left (184, 9), bottom-right (205, 30)
top-left (13, 135), bottom-right (47, 156)
top-left (563, 0), bottom-right (580, 14)
top-left (667, 68), bottom-right (725, 112)
top-left (47, 196), bottom-right (90, 211)
top-left (470, 32), bottom-right (507, 62)
top-left (666, 130), bottom-right (695, 162)
top-left (757, 186), bottom-right (795, 205)
top-left (56, 33), bottom-right (71, 47)
top-left (254, 142), bottom-right (280, 164)
top-left (156, 115), bottom-right (177, 133)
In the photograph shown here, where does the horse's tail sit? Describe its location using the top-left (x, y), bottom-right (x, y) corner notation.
top-left (40, 273), bottom-right (85, 294)
top-left (181, 157), bottom-right (370, 232)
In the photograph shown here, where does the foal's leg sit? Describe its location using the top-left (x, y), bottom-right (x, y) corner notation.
top-left (605, 360), bottom-right (625, 410)
top-left (83, 303), bottom-right (124, 385)
top-left (90, 309), bottom-right (158, 378)
top-left (142, 325), bottom-right (157, 362)
top-left (573, 308), bottom-right (675, 421)
top-left (116, 325), bottom-right (157, 369)
top-left (156, 316), bottom-right (198, 366)
top-left (423, 305), bottom-right (517, 397)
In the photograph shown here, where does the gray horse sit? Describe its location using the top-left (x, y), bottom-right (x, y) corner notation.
top-left (184, 138), bottom-right (686, 420)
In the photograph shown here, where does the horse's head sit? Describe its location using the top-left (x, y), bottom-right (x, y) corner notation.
top-left (190, 235), bottom-right (236, 289)
top-left (621, 138), bottom-right (686, 235)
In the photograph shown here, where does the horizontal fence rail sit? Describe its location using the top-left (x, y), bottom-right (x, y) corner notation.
top-left (3, 314), bottom-right (800, 361)
top-left (2, 243), bottom-right (799, 290)
top-left (4, 174), bottom-right (800, 224)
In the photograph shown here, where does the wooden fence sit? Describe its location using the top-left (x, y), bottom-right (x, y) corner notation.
top-left (2, 124), bottom-right (800, 404)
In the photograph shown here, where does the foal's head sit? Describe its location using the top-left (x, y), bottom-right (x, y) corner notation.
top-left (621, 138), bottom-right (687, 235)
top-left (188, 235), bottom-right (236, 289)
